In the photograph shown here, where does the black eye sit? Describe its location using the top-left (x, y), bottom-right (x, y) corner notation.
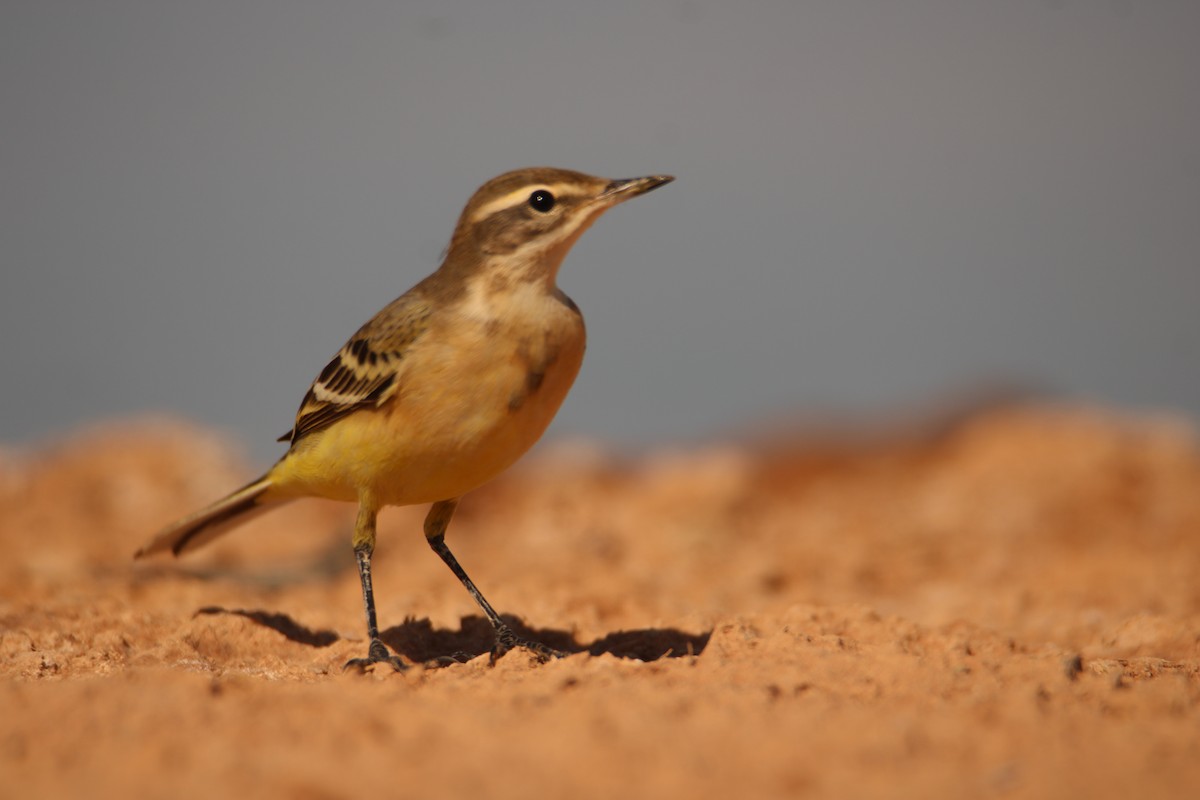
top-left (528, 189), bottom-right (555, 213)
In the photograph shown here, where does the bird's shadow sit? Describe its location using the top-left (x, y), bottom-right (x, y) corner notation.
top-left (196, 606), bottom-right (341, 647)
top-left (195, 607), bottom-right (710, 664)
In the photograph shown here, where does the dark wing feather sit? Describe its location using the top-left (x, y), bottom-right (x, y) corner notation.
top-left (279, 293), bottom-right (433, 444)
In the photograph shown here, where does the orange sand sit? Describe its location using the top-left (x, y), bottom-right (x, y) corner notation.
top-left (2, 406), bottom-right (1198, 798)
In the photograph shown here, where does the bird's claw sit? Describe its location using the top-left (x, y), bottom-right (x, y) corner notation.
top-left (490, 625), bottom-right (567, 665)
top-left (343, 638), bottom-right (407, 672)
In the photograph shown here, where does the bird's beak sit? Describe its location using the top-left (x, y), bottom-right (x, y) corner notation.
top-left (599, 175), bottom-right (675, 204)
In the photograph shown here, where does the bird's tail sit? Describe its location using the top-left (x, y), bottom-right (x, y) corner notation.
top-left (134, 474), bottom-right (289, 558)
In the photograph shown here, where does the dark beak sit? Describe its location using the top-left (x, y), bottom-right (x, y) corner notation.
top-left (600, 175), bottom-right (675, 203)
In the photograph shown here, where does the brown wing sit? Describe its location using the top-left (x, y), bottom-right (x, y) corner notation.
top-left (278, 293), bottom-right (433, 444)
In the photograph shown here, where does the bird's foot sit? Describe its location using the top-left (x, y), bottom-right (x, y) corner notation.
top-left (343, 638), bottom-right (407, 672)
top-left (422, 651), bottom-right (474, 669)
top-left (490, 624), bottom-right (567, 665)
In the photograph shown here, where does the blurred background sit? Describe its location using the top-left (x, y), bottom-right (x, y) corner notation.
top-left (4, 0), bottom-right (1198, 461)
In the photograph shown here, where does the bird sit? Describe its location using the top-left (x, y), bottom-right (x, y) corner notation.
top-left (135, 167), bottom-right (674, 670)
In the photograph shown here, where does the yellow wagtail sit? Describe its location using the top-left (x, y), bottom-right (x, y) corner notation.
top-left (135, 167), bottom-right (674, 670)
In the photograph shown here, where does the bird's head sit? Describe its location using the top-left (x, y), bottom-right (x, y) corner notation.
top-left (442, 167), bottom-right (673, 286)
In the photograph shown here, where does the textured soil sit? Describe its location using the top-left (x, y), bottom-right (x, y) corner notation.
top-left (2, 405), bottom-right (1199, 798)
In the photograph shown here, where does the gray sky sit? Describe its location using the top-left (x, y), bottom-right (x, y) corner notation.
top-left (4, 1), bottom-right (1199, 460)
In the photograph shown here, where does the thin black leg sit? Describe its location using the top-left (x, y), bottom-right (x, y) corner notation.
top-left (424, 498), bottom-right (566, 664)
top-left (343, 503), bottom-right (405, 672)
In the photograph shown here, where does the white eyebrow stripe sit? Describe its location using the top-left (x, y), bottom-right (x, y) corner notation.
top-left (467, 182), bottom-right (591, 223)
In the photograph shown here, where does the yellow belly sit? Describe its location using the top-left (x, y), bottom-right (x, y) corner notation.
top-left (267, 300), bottom-right (585, 507)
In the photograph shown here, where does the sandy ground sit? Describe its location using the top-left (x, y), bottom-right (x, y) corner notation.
top-left (2, 405), bottom-right (1198, 798)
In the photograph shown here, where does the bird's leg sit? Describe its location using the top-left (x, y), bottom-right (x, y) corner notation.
top-left (344, 498), bottom-right (406, 672)
top-left (424, 499), bottom-right (566, 664)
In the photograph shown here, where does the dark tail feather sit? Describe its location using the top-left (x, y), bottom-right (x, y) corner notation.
top-left (134, 474), bottom-right (287, 558)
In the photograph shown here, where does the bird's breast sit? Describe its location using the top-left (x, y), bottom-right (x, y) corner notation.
top-left (380, 286), bottom-right (585, 501)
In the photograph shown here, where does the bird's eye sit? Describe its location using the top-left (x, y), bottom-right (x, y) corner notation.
top-left (528, 189), bottom-right (556, 213)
